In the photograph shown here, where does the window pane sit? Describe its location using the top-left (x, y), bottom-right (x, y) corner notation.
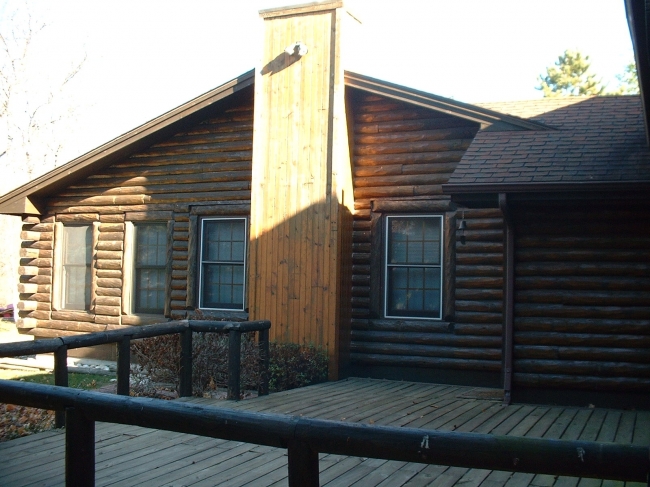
top-left (134, 224), bottom-right (167, 314)
top-left (202, 263), bottom-right (245, 309)
top-left (385, 216), bottom-right (442, 319)
top-left (62, 226), bottom-right (91, 310)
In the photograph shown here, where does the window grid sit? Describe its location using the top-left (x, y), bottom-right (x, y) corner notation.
top-left (134, 224), bottom-right (167, 314)
top-left (199, 218), bottom-right (246, 311)
top-left (384, 215), bottom-right (443, 320)
top-left (62, 225), bottom-right (92, 311)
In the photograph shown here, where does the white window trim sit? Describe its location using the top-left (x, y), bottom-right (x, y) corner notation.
top-left (198, 217), bottom-right (247, 311)
top-left (121, 221), bottom-right (135, 315)
top-left (383, 214), bottom-right (443, 320)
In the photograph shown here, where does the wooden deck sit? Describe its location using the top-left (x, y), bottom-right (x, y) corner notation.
top-left (1, 378), bottom-right (648, 486)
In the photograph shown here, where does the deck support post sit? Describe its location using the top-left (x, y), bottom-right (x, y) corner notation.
top-left (499, 193), bottom-right (514, 406)
top-left (258, 328), bottom-right (270, 396)
top-left (228, 329), bottom-right (241, 400)
top-left (287, 440), bottom-right (319, 487)
top-left (179, 329), bottom-right (193, 397)
top-left (54, 344), bottom-right (68, 428)
top-left (116, 336), bottom-right (131, 396)
top-left (65, 406), bottom-right (95, 487)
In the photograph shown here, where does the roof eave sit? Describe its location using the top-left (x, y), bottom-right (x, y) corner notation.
top-left (344, 71), bottom-right (554, 132)
top-left (443, 180), bottom-right (650, 195)
top-left (625, 0), bottom-right (650, 144)
top-left (0, 70), bottom-right (255, 216)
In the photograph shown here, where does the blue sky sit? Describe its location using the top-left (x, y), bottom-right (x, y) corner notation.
top-left (0, 0), bottom-right (636, 183)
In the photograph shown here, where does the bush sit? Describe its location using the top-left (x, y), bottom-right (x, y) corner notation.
top-left (130, 334), bottom-right (328, 397)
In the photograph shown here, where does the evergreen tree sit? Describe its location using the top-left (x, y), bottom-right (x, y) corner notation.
top-left (612, 62), bottom-right (639, 95)
top-left (537, 50), bottom-right (605, 97)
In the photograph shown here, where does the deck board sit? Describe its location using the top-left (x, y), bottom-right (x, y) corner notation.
top-left (0, 378), bottom-right (648, 487)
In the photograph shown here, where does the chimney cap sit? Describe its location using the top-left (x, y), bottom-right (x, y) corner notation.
top-left (260, 1), bottom-right (344, 19)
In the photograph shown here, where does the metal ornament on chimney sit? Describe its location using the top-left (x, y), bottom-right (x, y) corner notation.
top-left (285, 41), bottom-right (308, 58)
top-left (458, 213), bottom-right (467, 245)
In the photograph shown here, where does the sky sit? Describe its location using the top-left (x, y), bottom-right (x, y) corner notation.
top-left (0, 0), bottom-right (637, 189)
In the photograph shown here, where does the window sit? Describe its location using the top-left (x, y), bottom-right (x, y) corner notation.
top-left (133, 224), bottom-right (167, 314)
top-left (199, 218), bottom-right (246, 310)
top-left (384, 215), bottom-right (442, 319)
top-left (61, 225), bottom-right (92, 310)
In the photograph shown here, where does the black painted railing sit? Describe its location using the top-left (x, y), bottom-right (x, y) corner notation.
top-left (0, 320), bottom-right (271, 426)
top-left (0, 380), bottom-right (648, 487)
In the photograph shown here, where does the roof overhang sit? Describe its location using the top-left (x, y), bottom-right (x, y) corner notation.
top-left (344, 71), bottom-right (554, 132)
top-left (0, 70), bottom-right (255, 216)
top-left (625, 0), bottom-right (650, 143)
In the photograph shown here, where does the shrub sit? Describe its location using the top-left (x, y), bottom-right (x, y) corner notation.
top-left (130, 333), bottom-right (328, 397)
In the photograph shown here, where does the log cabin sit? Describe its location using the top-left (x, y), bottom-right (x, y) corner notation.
top-left (0, 1), bottom-right (648, 408)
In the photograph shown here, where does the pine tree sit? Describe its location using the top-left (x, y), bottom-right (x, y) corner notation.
top-left (611, 62), bottom-right (639, 95)
top-left (537, 50), bottom-right (605, 97)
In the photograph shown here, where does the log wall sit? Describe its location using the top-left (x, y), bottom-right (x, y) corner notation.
top-left (347, 90), bottom-right (502, 381)
top-left (512, 204), bottom-right (650, 393)
top-left (17, 90), bottom-right (254, 336)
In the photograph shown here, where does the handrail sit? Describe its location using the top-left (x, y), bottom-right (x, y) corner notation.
top-left (0, 320), bottom-right (271, 426)
top-left (0, 380), bottom-right (648, 487)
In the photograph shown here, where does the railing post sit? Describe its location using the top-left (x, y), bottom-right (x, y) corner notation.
top-left (228, 329), bottom-right (241, 400)
top-left (116, 336), bottom-right (131, 396)
top-left (179, 328), bottom-right (193, 397)
top-left (258, 328), bottom-right (270, 396)
top-left (65, 407), bottom-right (95, 487)
top-left (287, 440), bottom-right (319, 487)
top-left (54, 345), bottom-right (68, 428)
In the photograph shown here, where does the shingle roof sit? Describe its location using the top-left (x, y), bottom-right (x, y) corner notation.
top-left (446, 96), bottom-right (650, 189)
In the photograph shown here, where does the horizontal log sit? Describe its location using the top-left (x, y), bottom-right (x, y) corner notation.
top-left (354, 150), bottom-right (466, 167)
top-left (170, 300), bottom-right (187, 310)
top-left (355, 126), bottom-right (479, 145)
top-left (351, 330), bottom-right (500, 347)
top-left (515, 359), bottom-right (650, 378)
top-left (516, 263), bottom-right (650, 278)
top-left (51, 310), bottom-right (94, 322)
top-left (171, 269), bottom-right (188, 280)
top-left (351, 285), bottom-right (369, 297)
top-left (173, 241), bottom-right (188, 251)
top-left (350, 296), bottom-right (369, 308)
top-left (515, 276), bottom-right (650, 292)
top-left (517, 249), bottom-right (650, 263)
top-left (98, 223), bottom-right (125, 232)
top-left (354, 184), bottom-right (443, 200)
top-left (350, 352), bottom-right (501, 371)
top-left (513, 372), bottom-right (650, 392)
top-left (20, 258), bottom-right (52, 268)
top-left (456, 242), bottom-right (503, 254)
top-left (111, 153), bottom-right (252, 172)
top-left (453, 324), bottom-right (503, 336)
top-left (455, 289), bottom-right (503, 301)
top-left (515, 317), bottom-right (650, 335)
top-left (23, 241), bottom-right (53, 250)
top-left (96, 259), bottom-right (122, 270)
top-left (352, 231), bottom-right (370, 242)
top-left (55, 213), bottom-right (99, 223)
top-left (354, 162), bottom-right (458, 178)
top-left (456, 265), bottom-right (503, 277)
top-left (352, 275), bottom-right (370, 286)
top-left (515, 303), bottom-right (650, 320)
top-left (28, 328), bottom-right (85, 338)
top-left (353, 220), bottom-right (371, 231)
top-left (22, 216), bottom-right (40, 224)
top-left (126, 211), bottom-right (174, 221)
top-left (56, 205), bottom-right (178, 215)
top-left (21, 292), bottom-right (50, 303)
top-left (19, 248), bottom-right (40, 259)
top-left (351, 342), bottom-right (501, 360)
top-left (121, 315), bottom-right (167, 326)
top-left (96, 241), bottom-right (124, 251)
top-left (455, 300), bottom-right (503, 313)
top-left (20, 275), bottom-right (52, 285)
top-left (95, 296), bottom-right (121, 307)
top-left (171, 290), bottom-right (187, 301)
top-left (94, 315), bottom-right (122, 325)
top-left (371, 199), bottom-right (454, 213)
top-left (18, 283), bottom-right (50, 294)
top-left (60, 177), bottom-right (252, 198)
top-left (355, 138), bottom-right (472, 157)
top-left (515, 290), bottom-right (649, 307)
top-left (36, 320), bottom-right (122, 333)
top-left (514, 345), bottom-right (650, 363)
top-left (97, 232), bottom-right (124, 242)
top-left (135, 140), bottom-right (251, 158)
top-left (20, 231), bottom-right (41, 241)
top-left (96, 269), bottom-right (122, 278)
top-left (352, 253), bottom-right (370, 265)
top-left (19, 310), bottom-right (50, 320)
top-left (455, 311), bottom-right (502, 324)
top-left (96, 251), bottom-right (122, 260)
top-left (352, 243), bottom-right (371, 254)
top-left (516, 235), bottom-right (649, 251)
top-left (17, 301), bottom-right (50, 311)
top-left (16, 318), bottom-right (36, 329)
top-left (514, 331), bottom-right (650, 348)
top-left (354, 108), bottom-right (474, 125)
top-left (456, 253), bottom-right (503, 265)
top-left (94, 305), bottom-right (121, 317)
top-left (96, 278), bottom-right (122, 289)
top-left (351, 319), bottom-right (454, 333)
top-left (456, 277), bottom-right (503, 289)
top-left (99, 214), bottom-right (126, 223)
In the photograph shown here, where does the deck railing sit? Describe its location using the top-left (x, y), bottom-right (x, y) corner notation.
top-left (0, 319), bottom-right (271, 426)
top-left (0, 379), bottom-right (648, 487)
